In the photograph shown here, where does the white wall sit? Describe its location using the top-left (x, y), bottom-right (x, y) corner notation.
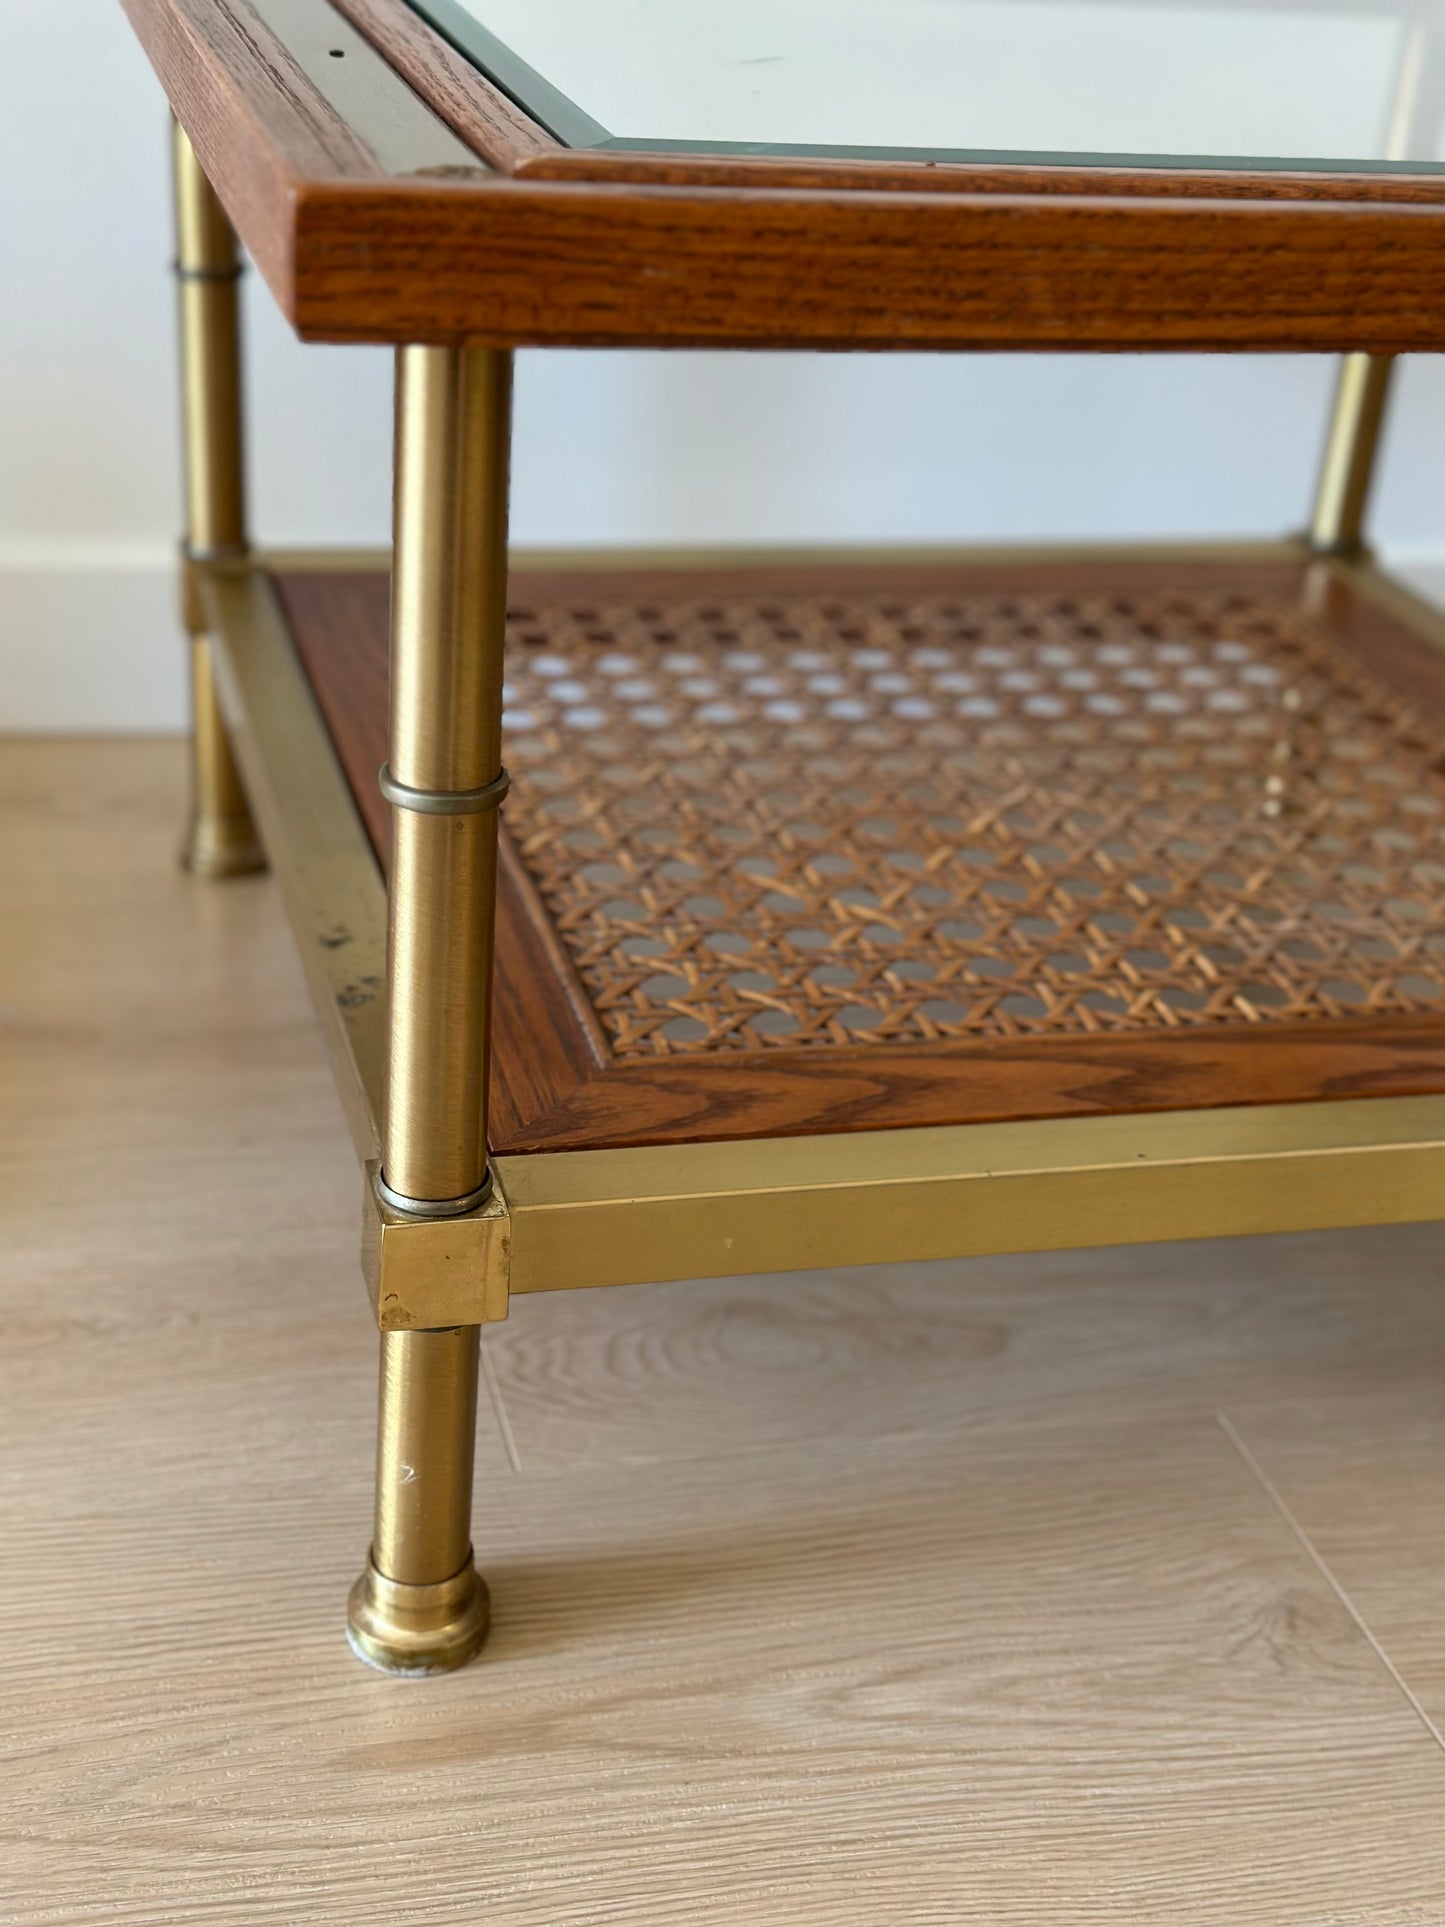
top-left (6, 0), bottom-right (1445, 728)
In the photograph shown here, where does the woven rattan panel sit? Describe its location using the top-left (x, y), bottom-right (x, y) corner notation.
top-left (500, 585), bottom-right (1445, 1055)
top-left (279, 558), bottom-right (1445, 1153)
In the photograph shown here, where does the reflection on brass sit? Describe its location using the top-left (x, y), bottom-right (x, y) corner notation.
top-left (1309, 353), bottom-right (1396, 557)
top-left (172, 119), bottom-right (263, 878)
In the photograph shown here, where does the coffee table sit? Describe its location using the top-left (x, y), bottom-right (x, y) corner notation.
top-left (120, 0), bottom-right (1445, 1673)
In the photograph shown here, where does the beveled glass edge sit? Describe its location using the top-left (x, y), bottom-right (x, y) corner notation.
top-left (404, 0), bottom-right (1445, 178)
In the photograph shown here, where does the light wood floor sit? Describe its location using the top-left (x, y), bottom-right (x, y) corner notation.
top-left (3, 737), bottom-right (1445, 1926)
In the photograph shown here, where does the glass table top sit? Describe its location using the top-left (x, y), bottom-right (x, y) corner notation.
top-left (406, 0), bottom-right (1445, 172)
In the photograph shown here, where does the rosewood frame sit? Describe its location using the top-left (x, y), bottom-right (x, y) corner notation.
top-left (124, 0), bottom-right (1445, 350)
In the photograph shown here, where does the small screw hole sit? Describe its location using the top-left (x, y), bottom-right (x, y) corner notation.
top-left (329, 47), bottom-right (345, 57)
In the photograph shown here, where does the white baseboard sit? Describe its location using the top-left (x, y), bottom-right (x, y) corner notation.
top-left (0, 561), bottom-right (185, 732)
top-left (3, 548), bottom-right (1444, 734)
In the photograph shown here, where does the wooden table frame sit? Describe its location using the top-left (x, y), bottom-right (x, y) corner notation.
top-left (123, 0), bottom-right (1445, 1673)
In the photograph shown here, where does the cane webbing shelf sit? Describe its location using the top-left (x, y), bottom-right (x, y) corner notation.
top-left (275, 547), bottom-right (1445, 1160)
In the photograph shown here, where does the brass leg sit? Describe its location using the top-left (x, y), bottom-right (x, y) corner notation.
top-left (1308, 353), bottom-right (1397, 558)
top-left (1307, 16), bottom-right (1430, 560)
top-left (347, 1327), bottom-right (490, 1673)
top-left (347, 346), bottom-right (514, 1675)
top-left (171, 119), bottom-right (264, 878)
top-left (183, 632), bottom-right (264, 877)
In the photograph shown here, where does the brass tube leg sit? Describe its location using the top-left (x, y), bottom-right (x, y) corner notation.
top-left (171, 119), bottom-right (263, 878)
top-left (1308, 352), bottom-right (1397, 557)
top-left (347, 347), bottom-right (513, 1676)
top-left (1307, 16), bottom-right (1428, 560)
top-left (346, 1327), bottom-right (488, 1673)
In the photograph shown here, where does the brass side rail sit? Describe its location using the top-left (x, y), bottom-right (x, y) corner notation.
top-left (203, 561), bottom-right (386, 1164)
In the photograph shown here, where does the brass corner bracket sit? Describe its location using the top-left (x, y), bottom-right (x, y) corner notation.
top-left (361, 1162), bottom-right (511, 1330)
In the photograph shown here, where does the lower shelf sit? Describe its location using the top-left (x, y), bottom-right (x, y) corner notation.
top-left (278, 544), bottom-right (1445, 1157)
top-left (201, 540), bottom-right (1445, 1310)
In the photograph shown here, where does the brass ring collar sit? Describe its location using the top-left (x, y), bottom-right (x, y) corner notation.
top-left (378, 763), bottom-right (511, 818)
top-left (182, 538), bottom-right (248, 565)
top-left (375, 1167), bottom-right (495, 1221)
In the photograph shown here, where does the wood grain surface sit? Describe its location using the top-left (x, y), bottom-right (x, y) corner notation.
top-left (119, 0), bottom-right (1445, 350)
top-left (520, 146), bottom-right (1445, 203)
top-left (285, 175), bottom-right (1445, 350)
top-left (4, 738), bottom-right (1445, 1924)
top-left (275, 555), bottom-right (1445, 1157)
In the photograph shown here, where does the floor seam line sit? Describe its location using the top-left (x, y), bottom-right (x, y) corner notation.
top-left (1216, 1407), bottom-right (1445, 1757)
top-left (479, 1337), bottom-right (523, 1474)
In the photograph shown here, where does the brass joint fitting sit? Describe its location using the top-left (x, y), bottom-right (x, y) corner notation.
top-left (361, 1162), bottom-right (511, 1330)
top-left (1305, 533), bottom-right (1376, 564)
top-left (1308, 353), bottom-right (1395, 558)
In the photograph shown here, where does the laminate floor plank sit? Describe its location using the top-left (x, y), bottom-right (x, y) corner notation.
top-left (6, 1407), bottom-right (1445, 1927)
top-left (1224, 1391), bottom-right (1445, 1733)
top-left (2, 740), bottom-right (1443, 1927)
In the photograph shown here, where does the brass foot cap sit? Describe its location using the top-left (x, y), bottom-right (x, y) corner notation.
top-left (181, 812), bottom-right (266, 879)
top-left (346, 1555), bottom-right (490, 1676)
